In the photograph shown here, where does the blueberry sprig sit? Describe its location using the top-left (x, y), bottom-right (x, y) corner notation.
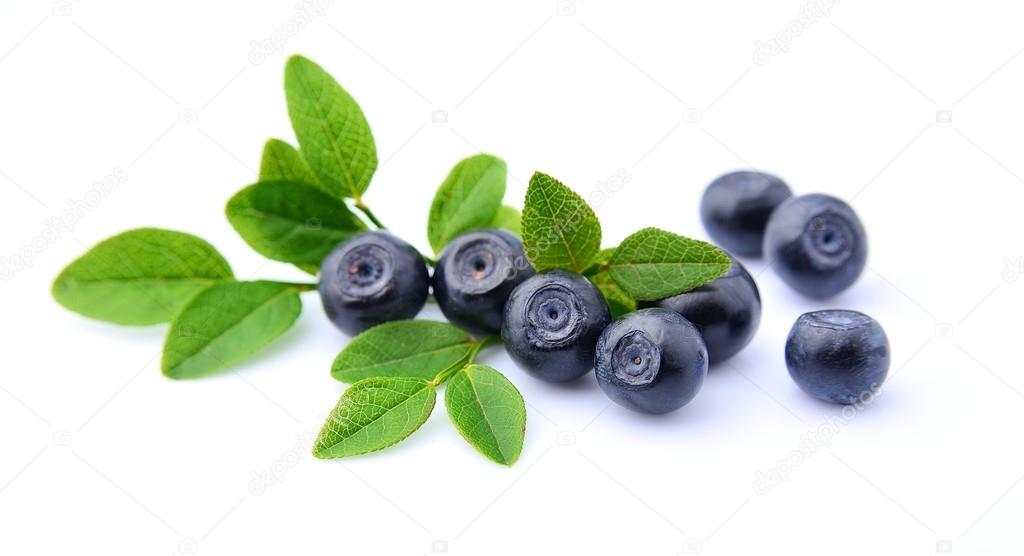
top-left (52, 55), bottom-right (732, 466)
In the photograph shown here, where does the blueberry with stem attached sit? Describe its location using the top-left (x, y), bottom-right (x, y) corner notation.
top-left (763, 193), bottom-right (867, 298)
top-left (432, 229), bottom-right (535, 337)
top-left (785, 310), bottom-right (889, 404)
top-left (644, 254), bottom-right (760, 364)
top-left (319, 231), bottom-right (430, 335)
top-left (595, 308), bottom-right (708, 414)
top-left (501, 270), bottom-right (610, 383)
top-left (700, 171), bottom-right (792, 257)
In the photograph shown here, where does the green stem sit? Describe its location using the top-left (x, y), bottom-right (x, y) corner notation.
top-left (354, 201), bottom-right (387, 230)
top-left (431, 357), bottom-right (469, 387)
top-left (280, 282), bottom-right (318, 292)
top-left (430, 335), bottom-right (500, 386)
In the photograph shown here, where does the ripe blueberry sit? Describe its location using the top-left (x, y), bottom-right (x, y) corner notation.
top-left (700, 171), bottom-right (792, 257)
top-left (644, 255), bottom-right (760, 364)
top-left (763, 194), bottom-right (867, 299)
top-left (318, 231), bottom-right (429, 336)
top-left (501, 270), bottom-right (611, 383)
top-left (785, 310), bottom-right (889, 405)
top-left (432, 229), bottom-right (535, 337)
top-left (595, 308), bottom-right (708, 414)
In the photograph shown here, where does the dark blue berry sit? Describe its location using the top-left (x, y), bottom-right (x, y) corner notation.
top-left (432, 229), bottom-right (535, 337)
top-left (644, 255), bottom-right (760, 364)
top-left (785, 310), bottom-right (889, 404)
top-left (700, 171), bottom-right (792, 257)
top-left (763, 194), bottom-right (867, 299)
top-left (319, 231), bottom-right (429, 335)
top-left (595, 308), bottom-right (708, 414)
top-left (501, 270), bottom-right (610, 383)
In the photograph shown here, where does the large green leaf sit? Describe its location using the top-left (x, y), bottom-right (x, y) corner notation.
top-left (608, 227), bottom-right (730, 301)
top-left (491, 205), bottom-right (522, 236)
top-left (52, 228), bottom-right (233, 325)
top-left (258, 138), bottom-right (321, 187)
top-left (445, 364), bottom-right (526, 466)
top-left (225, 179), bottom-right (366, 268)
top-left (331, 320), bottom-right (476, 383)
top-left (522, 172), bottom-right (601, 273)
top-left (427, 154), bottom-right (506, 254)
top-left (313, 377), bottom-right (436, 459)
top-left (285, 55), bottom-right (377, 200)
top-left (161, 281), bottom-right (305, 379)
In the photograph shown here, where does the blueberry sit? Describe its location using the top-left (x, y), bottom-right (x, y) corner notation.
top-left (700, 171), bottom-right (792, 257)
top-left (763, 194), bottom-right (867, 299)
top-left (319, 231), bottom-right (429, 335)
top-left (785, 310), bottom-right (889, 404)
top-left (432, 229), bottom-right (535, 337)
top-left (595, 308), bottom-right (708, 414)
top-left (644, 255), bottom-right (760, 364)
top-left (501, 270), bottom-right (611, 383)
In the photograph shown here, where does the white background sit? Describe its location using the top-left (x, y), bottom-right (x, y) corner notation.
top-left (1, 1), bottom-right (1022, 554)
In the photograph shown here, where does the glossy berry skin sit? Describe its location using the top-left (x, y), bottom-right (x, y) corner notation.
top-left (501, 270), bottom-right (611, 383)
top-left (785, 310), bottom-right (889, 405)
top-left (644, 255), bottom-right (760, 365)
top-left (595, 308), bottom-right (708, 414)
top-left (700, 171), bottom-right (792, 257)
top-left (432, 229), bottom-right (535, 337)
top-left (319, 231), bottom-right (429, 336)
top-left (763, 194), bottom-right (867, 299)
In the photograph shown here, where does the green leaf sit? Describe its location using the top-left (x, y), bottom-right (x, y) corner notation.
top-left (162, 281), bottom-right (305, 379)
top-left (590, 269), bottom-right (636, 319)
top-left (522, 172), bottom-right (601, 273)
top-left (313, 377), bottom-right (436, 459)
top-left (445, 364), bottom-right (526, 466)
top-left (608, 227), bottom-right (730, 301)
top-left (52, 228), bottom-right (233, 325)
top-left (427, 154), bottom-right (506, 254)
top-left (491, 205), bottom-right (522, 235)
top-left (258, 138), bottom-right (321, 187)
top-left (331, 320), bottom-right (476, 383)
top-left (285, 55), bottom-right (377, 200)
top-left (225, 179), bottom-right (366, 268)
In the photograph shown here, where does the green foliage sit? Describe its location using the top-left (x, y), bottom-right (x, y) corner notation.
top-left (522, 171), bottom-right (601, 272)
top-left (52, 228), bottom-right (233, 325)
top-left (445, 364), bottom-right (526, 466)
top-left (162, 281), bottom-right (306, 379)
top-left (427, 154), bottom-right (506, 254)
top-left (313, 377), bottom-right (436, 459)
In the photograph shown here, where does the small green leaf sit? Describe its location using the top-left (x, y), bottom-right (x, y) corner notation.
top-left (445, 364), bottom-right (526, 466)
top-left (162, 281), bottom-right (305, 379)
top-left (285, 55), bottom-right (377, 200)
top-left (590, 269), bottom-right (636, 319)
top-left (491, 205), bottom-right (522, 235)
top-left (52, 228), bottom-right (233, 325)
top-left (522, 172), bottom-right (601, 273)
top-left (427, 154), bottom-right (506, 254)
top-left (331, 320), bottom-right (476, 383)
top-left (313, 377), bottom-right (436, 459)
top-left (226, 180), bottom-right (366, 268)
top-left (258, 138), bottom-right (321, 187)
top-left (608, 227), bottom-right (730, 301)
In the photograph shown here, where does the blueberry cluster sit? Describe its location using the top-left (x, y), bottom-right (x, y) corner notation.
top-left (319, 170), bottom-right (888, 417)
top-left (701, 171), bottom-right (888, 404)
top-left (319, 228), bottom-right (534, 336)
